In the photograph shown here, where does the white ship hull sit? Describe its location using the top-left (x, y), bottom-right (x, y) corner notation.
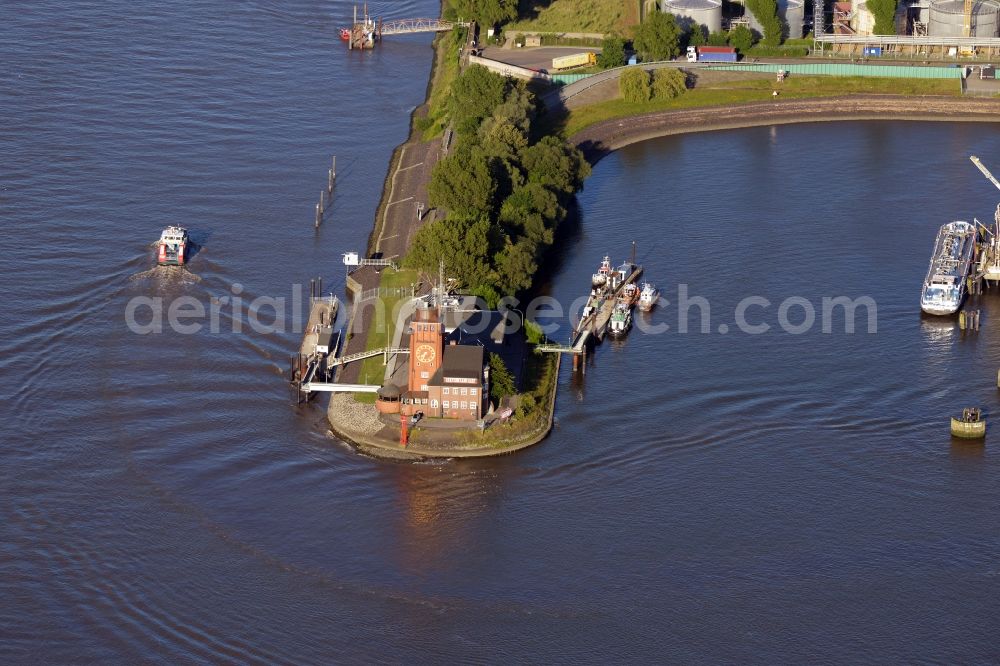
top-left (920, 220), bottom-right (975, 316)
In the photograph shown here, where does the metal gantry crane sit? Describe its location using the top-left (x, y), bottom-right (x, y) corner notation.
top-left (971, 155), bottom-right (1000, 193)
top-left (970, 155), bottom-right (1000, 284)
top-left (964, 0), bottom-right (973, 37)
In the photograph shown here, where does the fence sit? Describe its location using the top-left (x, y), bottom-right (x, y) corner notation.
top-left (707, 62), bottom-right (965, 79)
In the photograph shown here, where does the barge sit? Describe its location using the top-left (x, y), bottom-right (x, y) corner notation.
top-left (920, 220), bottom-right (976, 315)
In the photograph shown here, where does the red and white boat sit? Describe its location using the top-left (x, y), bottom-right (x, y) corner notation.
top-left (339, 27), bottom-right (351, 41)
top-left (157, 226), bottom-right (189, 266)
top-left (592, 255), bottom-right (612, 288)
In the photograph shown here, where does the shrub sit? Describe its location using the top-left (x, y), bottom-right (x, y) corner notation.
top-left (707, 30), bottom-right (729, 46)
top-left (597, 35), bottom-right (627, 68)
top-left (651, 68), bottom-right (687, 99)
top-left (620, 67), bottom-right (652, 103)
top-left (728, 24), bottom-right (755, 53)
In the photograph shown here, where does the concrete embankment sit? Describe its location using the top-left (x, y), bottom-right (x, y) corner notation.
top-left (570, 95), bottom-right (1000, 163)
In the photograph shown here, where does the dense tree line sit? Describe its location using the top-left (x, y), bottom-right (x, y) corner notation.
top-left (405, 65), bottom-right (590, 296)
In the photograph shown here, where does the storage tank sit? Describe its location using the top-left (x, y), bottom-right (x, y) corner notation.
top-left (745, 0), bottom-right (805, 38)
top-left (851, 0), bottom-right (877, 35)
top-left (928, 0), bottom-right (1000, 37)
top-left (662, 0), bottom-right (723, 34)
top-left (781, 0), bottom-right (806, 38)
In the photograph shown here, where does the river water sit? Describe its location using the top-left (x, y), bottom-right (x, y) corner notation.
top-left (4, 1), bottom-right (1000, 662)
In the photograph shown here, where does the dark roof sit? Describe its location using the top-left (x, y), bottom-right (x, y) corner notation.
top-left (441, 344), bottom-right (484, 380)
top-left (377, 384), bottom-right (401, 399)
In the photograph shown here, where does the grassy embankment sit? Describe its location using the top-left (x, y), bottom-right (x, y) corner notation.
top-left (508, 0), bottom-right (640, 34)
top-left (353, 268), bottom-right (419, 403)
top-left (418, 27), bottom-right (466, 140)
top-left (555, 75), bottom-right (963, 138)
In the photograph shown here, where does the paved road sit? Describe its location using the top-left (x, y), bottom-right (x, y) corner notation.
top-left (374, 138), bottom-right (441, 260)
top-left (336, 135), bottom-right (442, 384)
top-left (480, 45), bottom-right (599, 71)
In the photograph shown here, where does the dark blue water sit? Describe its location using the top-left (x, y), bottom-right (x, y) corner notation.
top-left (4, 1), bottom-right (1000, 661)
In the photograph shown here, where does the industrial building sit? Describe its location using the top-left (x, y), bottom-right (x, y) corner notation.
top-left (654, 0), bottom-right (1000, 57)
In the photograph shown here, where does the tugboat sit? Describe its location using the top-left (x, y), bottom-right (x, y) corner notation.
top-left (619, 282), bottom-right (640, 307)
top-left (157, 226), bottom-right (189, 266)
top-left (592, 256), bottom-right (612, 288)
top-left (339, 27), bottom-right (351, 40)
top-left (920, 220), bottom-right (976, 315)
top-left (608, 302), bottom-right (632, 337)
top-left (638, 282), bottom-right (659, 312)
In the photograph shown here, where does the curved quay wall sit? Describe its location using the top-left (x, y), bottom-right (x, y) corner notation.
top-left (569, 96), bottom-right (1000, 164)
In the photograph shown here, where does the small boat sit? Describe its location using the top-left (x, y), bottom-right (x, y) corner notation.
top-left (920, 220), bottom-right (976, 315)
top-left (157, 225), bottom-right (189, 266)
top-left (339, 27), bottom-right (351, 41)
top-left (592, 256), bottom-right (612, 288)
top-left (951, 407), bottom-right (986, 439)
top-left (638, 282), bottom-right (659, 311)
top-left (619, 282), bottom-right (640, 307)
top-left (608, 302), bottom-right (632, 337)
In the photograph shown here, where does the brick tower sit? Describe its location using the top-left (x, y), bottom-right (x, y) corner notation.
top-left (408, 306), bottom-right (443, 393)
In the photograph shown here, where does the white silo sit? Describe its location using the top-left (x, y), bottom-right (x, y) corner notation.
top-left (781, 0), bottom-right (806, 38)
top-left (850, 0), bottom-right (877, 35)
top-left (662, 0), bottom-right (724, 34)
top-left (928, 0), bottom-right (1000, 36)
top-left (744, 0), bottom-right (805, 38)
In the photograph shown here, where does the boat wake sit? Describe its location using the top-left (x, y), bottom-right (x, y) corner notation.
top-left (129, 265), bottom-right (202, 284)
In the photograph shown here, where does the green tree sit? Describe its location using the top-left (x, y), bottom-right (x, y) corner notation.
top-left (688, 22), bottom-right (707, 47)
top-left (448, 65), bottom-right (508, 134)
top-left (520, 136), bottom-right (591, 195)
top-left (493, 83), bottom-right (534, 134)
top-left (620, 66), bottom-right (652, 103)
top-left (479, 117), bottom-right (529, 159)
top-left (428, 146), bottom-right (497, 215)
top-left (404, 214), bottom-right (496, 288)
top-left (745, 0), bottom-right (783, 45)
top-left (500, 184), bottom-right (562, 246)
top-left (488, 352), bottom-right (516, 403)
top-left (707, 30), bottom-right (730, 46)
top-left (597, 35), bottom-right (627, 68)
top-left (449, 0), bottom-right (517, 26)
top-left (651, 68), bottom-right (687, 99)
top-left (495, 237), bottom-right (538, 294)
top-left (728, 24), bottom-right (754, 53)
top-left (633, 11), bottom-right (682, 61)
top-left (866, 0), bottom-right (899, 34)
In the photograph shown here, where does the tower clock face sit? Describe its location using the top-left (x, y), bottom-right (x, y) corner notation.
top-left (415, 344), bottom-right (436, 364)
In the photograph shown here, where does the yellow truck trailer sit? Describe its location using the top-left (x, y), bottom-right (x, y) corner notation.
top-left (551, 52), bottom-right (596, 71)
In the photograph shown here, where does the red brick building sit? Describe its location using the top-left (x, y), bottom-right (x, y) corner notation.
top-left (389, 305), bottom-right (489, 421)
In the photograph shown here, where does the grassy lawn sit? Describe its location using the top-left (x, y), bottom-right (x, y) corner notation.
top-left (353, 268), bottom-right (420, 392)
top-left (509, 0), bottom-right (640, 34)
top-left (557, 75), bottom-right (962, 137)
